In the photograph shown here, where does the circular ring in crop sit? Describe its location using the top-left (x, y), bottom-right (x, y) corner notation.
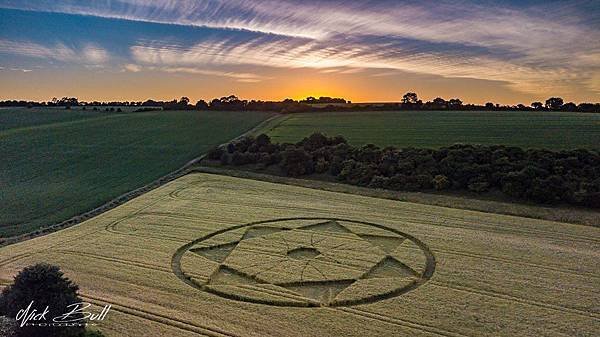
top-left (172, 217), bottom-right (435, 307)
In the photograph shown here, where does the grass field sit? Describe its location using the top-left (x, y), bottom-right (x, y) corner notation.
top-left (257, 111), bottom-right (600, 149)
top-left (0, 173), bottom-right (597, 336)
top-left (0, 107), bottom-right (147, 131)
top-left (0, 108), bottom-right (271, 237)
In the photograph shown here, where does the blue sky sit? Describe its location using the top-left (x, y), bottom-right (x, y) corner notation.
top-left (0, 0), bottom-right (598, 103)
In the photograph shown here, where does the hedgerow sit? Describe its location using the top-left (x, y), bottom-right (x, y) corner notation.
top-left (209, 133), bottom-right (600, 208)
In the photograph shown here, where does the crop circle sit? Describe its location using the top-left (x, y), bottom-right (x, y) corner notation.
top-left (172, 217), bottom-right (435, 307)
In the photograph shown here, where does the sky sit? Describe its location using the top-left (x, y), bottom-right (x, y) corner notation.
top-left (0, 0), bottom-right (598, 104)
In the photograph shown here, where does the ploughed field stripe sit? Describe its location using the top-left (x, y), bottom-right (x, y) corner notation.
top-left (429, 281), bottom-right (600, 320)
top-left (336, 307), bottom-right (472, 337)
top-left (81, 294), bottom-right (240, 337)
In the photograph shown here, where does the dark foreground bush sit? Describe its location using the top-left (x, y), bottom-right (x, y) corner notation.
top-left (211, 133), bottom-right (600, 208)
top-left (0, 264), bottom-right (84, 337)
top-left (0, 316), bottom-right (17, 337)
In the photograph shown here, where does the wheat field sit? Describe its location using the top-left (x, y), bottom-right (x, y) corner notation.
top-left (0, 173), bottom-right (598, 337)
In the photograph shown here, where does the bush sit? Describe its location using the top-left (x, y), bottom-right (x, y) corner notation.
top-left (255, 134), bottom-right (271, 147)
top-left (207, 147), bottom-right (225, 160)
top-left (369, 175), bottom-right (389, 188)
top-left (213, 134), bottom-right (600, 208)
top-left (0, 316), bottom-right (16, 337)
top-left (314, 158), bottom-right (329, 173)
top-left (226, 143), bottom-right (236, 154)
top-left (219, 152), bottom-right (229, 165)
top-left (467, 179), bottom-right (490, 193)
top-left (82, 330), bottom-right (106, 337)
top-left (231, 152), bottom-right (252, 166)
top-left (281, 148), bottom-right (313, 176)
top-left (0, 263), bottom-right (84, 337)
top-left (300, 133), bottom-right (329, 151)
top-left (432, 175), bottom-right (450, 190)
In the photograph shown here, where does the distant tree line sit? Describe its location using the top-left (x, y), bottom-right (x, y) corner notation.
top-left (299, 96), bottom-right (348, 104)
top-left (208, 133), bottom-right (600, 208)
top-left (1, 93), bottom-right (598, 113)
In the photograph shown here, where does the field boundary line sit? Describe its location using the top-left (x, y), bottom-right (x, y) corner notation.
top-left (337, 307), bottom-right (472, 337)
top-left (0, 113), bottom-right (127, 137)
top-left (429, 281), bottom-right (600, 320)
top-left (192, 166), bottom-right (600, 228)
top-left (0, 114), bottom-right (281, 247)
top-left (245, 114), bottom-right (292, 137)
top-left (80, 294), bottom-right (237, 337)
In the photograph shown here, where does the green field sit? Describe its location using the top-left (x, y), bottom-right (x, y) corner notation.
top-left (1, 173), bottom-right (597, 336)
top-left (0, 108), bottom-right (271, 236)
top-left (258, 111), bottom-right (600, 149)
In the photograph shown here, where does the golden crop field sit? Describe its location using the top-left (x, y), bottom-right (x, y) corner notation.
top-left (0, 173), bottom-right (598, 337)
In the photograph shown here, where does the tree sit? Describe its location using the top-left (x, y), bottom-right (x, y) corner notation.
top-left (447, 98), bottom-right (463, 109)
top-left (195, 100), bottom-right (209, 110)
top-left (577, 103), bottom-right (600, 113)
top-left (57, 97), bottom-right (79, 107)
top-left (545, 97), bottom-right (564, 110)
top-left (179, 97), bottom-right (190, 106)
top-left (0, 263), bottom-right (85, 337)
top-left (485, 102), bottom-right (495, 109)
top-left (561, 102), bottom-right (577, 111)
top-left (431, 97), bottom-right (447, 109)
top-left (401, 92), bottom-right (418, 104)
top-left (531, 102), bottom-right (543, 110)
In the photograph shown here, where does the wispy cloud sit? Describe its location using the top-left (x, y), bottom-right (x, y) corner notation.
top-left (0, 66), bottom-right (32, 72)
top-left (0, 0), bottom-right (598, 98)
top-left (123, 63), bottom-right (141, 72)
top-left (128, 33), bottom-right (595, 95)
top-left (122, 63), bottom-right (268, 82)
top-left (3, 1), bottom-right (597, 53)
top-left (0, 39), bottom-right (110, 64)
top-left (82, 45), bottom-right (109, 63)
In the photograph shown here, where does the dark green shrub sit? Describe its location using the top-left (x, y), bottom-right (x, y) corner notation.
top-left (432, 175), bottom-right (450, 190)
top-left (468, 179), bottom-right (490, 193)
top-left (255, 134), bottom-right (271, 147)
top-left (314, 158), bottom-right (329, 173)
top-left (82, 330), bottom-right (106, 337)
top-left (219, 152), bottom-right (229, 165)
top-left (215, 134), bottom-right (600, 208)
top-left (0, 316), bottom-right (16, 337)
top-left (281, 148), bottom-right (313, 176)
top-left (231, 152), bottom-right (253, 166)
top-left (207, 147), bottom-right (225, 160)
top-left (0, 263), bottom-right (84, 337)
